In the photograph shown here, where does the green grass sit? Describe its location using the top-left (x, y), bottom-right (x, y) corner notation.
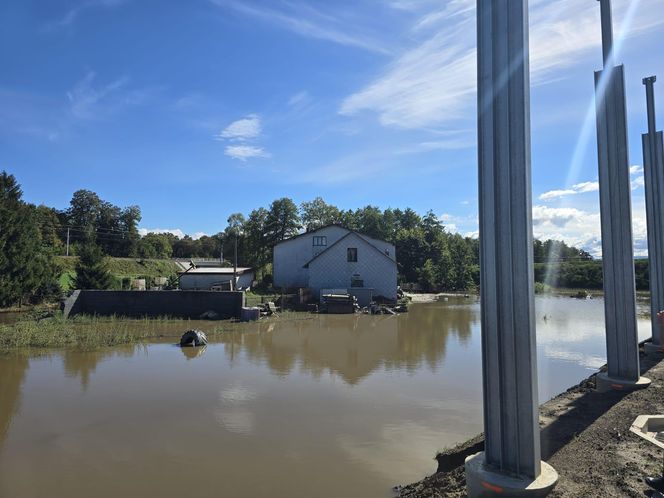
top-left (56, 256), bottom-right (181, 291)
top-left (244, 290), bottom-right (281, 307)
top-left (0, 314), bottom-right (224, 350)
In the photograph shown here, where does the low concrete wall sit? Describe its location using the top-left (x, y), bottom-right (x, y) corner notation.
top-left (62, 290), bottom-right (245, 320)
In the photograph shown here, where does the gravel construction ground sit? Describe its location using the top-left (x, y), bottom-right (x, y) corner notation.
top-left (396, 346), bottom-right (664, 497)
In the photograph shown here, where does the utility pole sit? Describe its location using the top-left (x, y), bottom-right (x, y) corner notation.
top-left (465, 1), bottom-right (557, 496)
top-left (593, 0), bottom-right (650, 392)
top-left (642, 75), bottom-right (664, 353)
top-left (66, 227), bottom-right (70, 257)
top-left (233, 234), bottom-right (238, 291)
top-left (220, 236), bottom-right (224, 266)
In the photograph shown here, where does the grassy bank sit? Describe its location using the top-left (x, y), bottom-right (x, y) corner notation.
top-left (56, 256), bottom-right (181, 291)
top-left (0, 314), bottom-right (224, 350)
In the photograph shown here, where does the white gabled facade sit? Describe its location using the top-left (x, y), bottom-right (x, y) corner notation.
top-left (273, 225), bottom-right (398, 301)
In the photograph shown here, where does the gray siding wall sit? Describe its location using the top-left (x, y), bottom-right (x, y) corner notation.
top-left (273, 226), bottom-right (349, 289)
top-left (308, 233), bottom-right (397, 301)
top-left (360, 235), bottom-right (396, 262)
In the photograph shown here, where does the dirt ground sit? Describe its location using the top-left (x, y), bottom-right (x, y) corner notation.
top-left (396, 347), bottom-right (664, 497)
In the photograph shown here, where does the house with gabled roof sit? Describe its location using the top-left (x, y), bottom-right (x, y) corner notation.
top-left (273, 225), bottom-right (397, 302)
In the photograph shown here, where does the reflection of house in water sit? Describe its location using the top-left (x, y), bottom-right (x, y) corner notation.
top-left (221, 301), bottom-right (477, 385)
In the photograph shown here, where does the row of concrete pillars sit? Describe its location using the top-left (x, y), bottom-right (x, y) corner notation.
top-left (466, 0), bottom-right (664, 496)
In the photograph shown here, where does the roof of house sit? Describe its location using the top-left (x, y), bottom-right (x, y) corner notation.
top-left (178, 267), bottom-right (253, 275)
top-left (302, 231), bottom-right (396, 268)
top-left (274, 224), bottom-right (392, 247)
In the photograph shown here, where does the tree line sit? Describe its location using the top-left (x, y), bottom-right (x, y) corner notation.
top-left (0, 170), bottom-right (602, 307)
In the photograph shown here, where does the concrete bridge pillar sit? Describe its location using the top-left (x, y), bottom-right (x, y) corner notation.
top-left (642, 76), bottom-right (664, 354)
top-left (464, 1), bottom-right (558, 496)
top-left (593, 0), bottom-right (651, 392)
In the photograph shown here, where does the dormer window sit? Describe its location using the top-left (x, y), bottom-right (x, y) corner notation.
top-left (313, 236), bottom-right (327, 246)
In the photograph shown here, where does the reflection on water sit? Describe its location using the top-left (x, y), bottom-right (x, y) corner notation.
top-left (0, 296), bottom-right (652, 498)
top-left (0, 353), bottom-right (28, 443)
top-left (220, 302), bottom-right (474, 384)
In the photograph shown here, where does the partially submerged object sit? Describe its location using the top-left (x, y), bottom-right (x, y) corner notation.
top-left (321, 294), bottom-right (357, 314)
top-left (240, 307), bottom-right (260, 322)
top-left (179, 329), bottom-right (208, 347)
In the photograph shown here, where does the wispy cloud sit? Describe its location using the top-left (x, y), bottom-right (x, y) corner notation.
top-left (67, 71), bottom-right (130, 119)
top-left (288, 91), bottom-right (312, 109)
top-left (0, 71), bottom-right (149, 141)
top-left (209, 0), bottom-right (391, 55)
top-left (224, 145), bottom-right (270, 161)
top-left (341, 0), bottom-right (664, 130)
top-left (218, 114), bottom-right (262, 141)
top-left (49, 0), bottom-right (130, 29)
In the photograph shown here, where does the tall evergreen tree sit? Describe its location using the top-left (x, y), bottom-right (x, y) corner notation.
top-left (74, 241), bottom-right (113, 290)
top-left (0, 172), bottom-right (59, 306)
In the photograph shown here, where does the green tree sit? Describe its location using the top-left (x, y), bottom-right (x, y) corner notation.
top-left (74, 241), bottom-right (113, 290)
top-left (244, 208), bottom-right (270, 273)
top-left (35, 205), bottom-right (64, 250)
top-left (0, 172), bottom-right (60, 306)
top-left (300, 197), bottom-right (341, 231)
top-left (66, 190), bottom-right (101, 242)
top-left (355, 205), bottom-right (386, 240)
top-left (119, 205), bottom-right (141, 257)
top-left (137, 233), bottom-right (173, 259)
top-left (266, 198), bottom-right (301, 246)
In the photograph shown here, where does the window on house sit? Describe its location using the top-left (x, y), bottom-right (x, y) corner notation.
top-left (347, 247), bottom-right (358, 262)
top-left (351, 274), bottom-right (363, 287)
top-left (313, 236), bottom-right (327, 246)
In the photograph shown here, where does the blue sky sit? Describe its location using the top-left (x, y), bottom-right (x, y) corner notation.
top-left (1, 0), bottom-right (663, 256)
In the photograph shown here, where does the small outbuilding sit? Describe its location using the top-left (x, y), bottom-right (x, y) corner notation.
top-left (178, 267), bottom-right (254, 291)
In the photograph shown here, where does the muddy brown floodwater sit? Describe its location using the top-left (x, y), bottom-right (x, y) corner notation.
top-left (0, 296), bottom-right (652, 498)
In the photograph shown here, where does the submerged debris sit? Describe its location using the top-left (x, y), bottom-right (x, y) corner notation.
top-left (179, 329), bottom-right (208, 347)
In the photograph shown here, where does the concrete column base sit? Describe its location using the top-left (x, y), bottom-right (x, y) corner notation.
top-left (465, 452), bottom-right (558, 497)
top-left (644, 341), bottom-right (664, 355)
top-left (595, 372), bottom-right (651, 393)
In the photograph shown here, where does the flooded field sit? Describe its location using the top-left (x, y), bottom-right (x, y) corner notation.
top-left (0, 296), bottom-right (652, 498)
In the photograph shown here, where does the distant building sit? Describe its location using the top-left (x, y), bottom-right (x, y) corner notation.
top-left (273, 225), bottom-right (397, 302)
top-left (178, 267), bottom-right (254, 291)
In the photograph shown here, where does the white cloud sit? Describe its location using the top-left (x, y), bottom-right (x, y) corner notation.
top-left (632, 175), bottom-right (645, 190)
top-left (224, 145), bottom-right (270, 161)
top-left (139, 228), bottom-right (184, 238)
top-left (217, 114), bottom-right (270, 161)
top-left (630, 165), bottom-right (644, 175)
top-left (219, 114), bottom-right (262, 141)
top-left (209, 0), bottom-right (390, 54)
top-left (531, 204), bottom-right (647, 258)
top-left (340, 0), bottom-right (664, 130)
top-left (539, 181), bottom-right (599, 201)
top-left (138, 228), bottom-right (208, 240)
